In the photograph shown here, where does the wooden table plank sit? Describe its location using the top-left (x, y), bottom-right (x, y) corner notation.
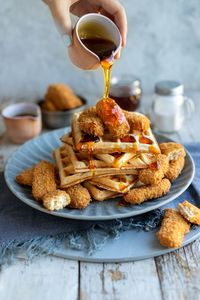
top-left (0, 257), bottom-right (79, 300)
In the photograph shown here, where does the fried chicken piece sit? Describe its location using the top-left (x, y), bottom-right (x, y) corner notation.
top-left (159, 142), bottom-right (186, 161)
top-left (178, 201), bottom-right (200, 225)
top-left (123, 111), bottom-right (151, 132)
top-left (16, 166), bottom-right (34, 186)
top-left (138, 154), bottom-right (169, 185)
top-left (43, 189), bottom-right (71, 211)
top-left (96, 98), bottom-right (130, 138)
top-left (41, 99), bottom-right (57, 112)
top-left (44, 84), bottom-right (82, 111)
top-left (65, 184), bottom-right (91, 209)
top-left (124, 178), bottom-right (171, 205)
top-left (165, 157), bottom-right (185, 181)
top-left (32, 160), bottom-right (57, 201)
top-left (157, 209), bottom-right (190, 248)
top-left (78, 106), bottom-right (104, 136)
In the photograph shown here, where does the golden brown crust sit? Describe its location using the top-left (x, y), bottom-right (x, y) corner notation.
top-left (138, 154), bottom-right (169, 185)
top-left (44, 84), bottom-right (82, 111)
top-left (64, 184), bottom-right (91, 209)
top-left (16, 166), bottom-right (34, 186)
top-left (123, 111), bottom-right (151, 132)
top-left (96, 98), bottom-right (130, 138)
top-left (178, 201), bottom-right (200, 225)
top-left (165, 157), bottom-right (185, 181)
top-left (159, 142), bottom-right (186, 160)
top-left (43, 189), bottom-right (71, 211)
top-left (124, 178), bottom-right (171, 205)
top-left (157, 209), bottom-right (190, 248)
top-left (78, 106), bottom-right (104, 136)
top-left (32, 160), bottom-right (57, 201)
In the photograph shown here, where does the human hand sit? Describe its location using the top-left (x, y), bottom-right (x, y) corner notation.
top-left (43, 0), bottom-right (127, 50)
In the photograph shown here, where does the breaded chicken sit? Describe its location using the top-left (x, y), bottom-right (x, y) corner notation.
top-left (96, 98), bottom-right (130, 138)
top-left (43, 189), bottom-right (71, 211)
top-left (138, 154), bottom-right (169, 185)
top-left (123, 111), bottom-right (151, 132)
top-left (32, 160), bottom-right (57, 201)
top-left (44, 84), bottom-right (82, 111)
top-left (124, 178), bottom-right (171, 205)
top-left (65, 184), bottom-right (91, 209)
top-left (178, 201), bottom-right (200, 225)
top-left (78, 106), bottom-right (104, 136)
top-left (159, 142), bottom-right (186, 161)
top-left (157, 209), bottom-right (190, 248)
top-left (165, 156), bottom-right (185, 181)
top-left (16, 166), bottom-right (34, 186)
top-left (41, 100), bottom-right (57, 112)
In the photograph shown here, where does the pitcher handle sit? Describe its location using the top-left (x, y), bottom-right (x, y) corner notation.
top-left (184, 97), bottom-right (195, 120)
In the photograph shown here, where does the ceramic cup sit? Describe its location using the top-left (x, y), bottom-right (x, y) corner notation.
top-left (68, 13), bottom-right (122, 70)
top-left (1, 102), bottom-right (42, 144)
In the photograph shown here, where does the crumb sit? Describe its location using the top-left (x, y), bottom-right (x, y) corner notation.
top-left (43, 189), bottom-right (71, 211)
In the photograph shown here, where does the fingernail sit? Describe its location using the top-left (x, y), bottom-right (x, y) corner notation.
top-left (62, 34), bottom-right (72, 47)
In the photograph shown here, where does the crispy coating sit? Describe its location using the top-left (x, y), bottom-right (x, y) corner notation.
top-left (157, 209), bottom-right (190, 248)
top-left (32, 160), bottom-right (57, 201)
top-left (123, 111), bottom-right (151, 132)
top-left (44, 84), bottom-right (82, 111)
top-left (96, 98), bottom-right (130, 138)
top-left (16, 166), bottom-right (34, 186)
top-left (65, 184), bottom-right (91, 209)
top-left (165, 157), bottom-right (185, 181)
top-left (43, 189), bottom-right (71, 211)
top-left (138, 154), bottom-right (169, 185)
top-left (41, 100), bottom-right (57, 112)
top-left (159, 142), bottom-right (186, 160)
top-left (78, 106), bottom-right (104, 136)
top-left (124, 178), bottom-right (171, 205)
top-left (178, 201), bottom-right (200, 225)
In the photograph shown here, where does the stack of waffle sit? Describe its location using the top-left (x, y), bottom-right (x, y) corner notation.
top-left (53, 99), bottom-right (172, 202)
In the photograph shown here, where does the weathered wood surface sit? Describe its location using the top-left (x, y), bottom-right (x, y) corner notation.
top-left (0, 90), bottom-right (200, 300)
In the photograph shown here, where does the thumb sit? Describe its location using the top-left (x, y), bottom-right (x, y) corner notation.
top-left (48, 0), bottom-right (72, 36)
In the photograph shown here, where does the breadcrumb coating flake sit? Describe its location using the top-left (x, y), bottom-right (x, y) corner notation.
top-left (157, 208), bottom-right (190, 248)
top-left (123, 110), bottom-right (151, 132)
top-left (165, 156), bottom-right (185, 182)
top-left (43, 189), bottom-right (71, 211)
top-left (178, 201), bottom-right (200, 225)
top-left (32, 160), bottom-right (57, 201)
top-left (124, 178), bottom-right (171, 205)
top-left (16, 166), bottom-right (34, 186)
top-left (78, 106), bottom-right (104, 137)
top-left (96, 98), bottom-right (130, 138)
top-left (64, 184), bottom-right (91, 209)
top-left (138, 154), bottom-right (169, 185)
top-left (159, 142), bottom-right (186, 160)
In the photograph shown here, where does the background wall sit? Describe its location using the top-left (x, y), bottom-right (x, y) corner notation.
top-left (0, 0), bottom-right (200, 101)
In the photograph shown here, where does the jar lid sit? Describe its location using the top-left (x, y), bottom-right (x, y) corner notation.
top-left (155, 80), bottom-right (184, 96)
top-left (110, 75), bottom-right (141, 88)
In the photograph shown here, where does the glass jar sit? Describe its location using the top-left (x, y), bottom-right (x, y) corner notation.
top-left (151, 81), bottom-right (194, 132)
top-left (109, 75), bottom-right (142, 111)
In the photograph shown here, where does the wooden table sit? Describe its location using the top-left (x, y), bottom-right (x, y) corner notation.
top-left (0, 91), bottom-right (199, 300)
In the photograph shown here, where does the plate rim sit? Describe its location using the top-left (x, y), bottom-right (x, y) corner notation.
top-left (4, 128), bottom-right (195, 221)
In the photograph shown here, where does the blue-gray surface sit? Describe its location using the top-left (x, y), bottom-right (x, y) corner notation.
top-left (0, 142), bottom-right (199, 264)
top-left (0, 0), bottom-right (200, 100)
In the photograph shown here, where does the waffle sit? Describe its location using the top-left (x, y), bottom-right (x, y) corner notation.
top-left (53, 146), bottom-right (139, 188)
top-left (83, 182), bottom-right (122, 201)
top-left (60, 143), bottom-right (158, 173)
top-left (61, 112), bottom-right (161, 155)
top-left (89, 174), bottom-right (138, 193)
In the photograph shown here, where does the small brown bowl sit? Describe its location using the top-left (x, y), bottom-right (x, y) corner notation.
top-left (38, 97), bottom-right (87, 129)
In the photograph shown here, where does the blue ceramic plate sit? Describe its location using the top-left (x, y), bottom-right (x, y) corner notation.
top-left (4, 128), bottom-right (195, 221)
